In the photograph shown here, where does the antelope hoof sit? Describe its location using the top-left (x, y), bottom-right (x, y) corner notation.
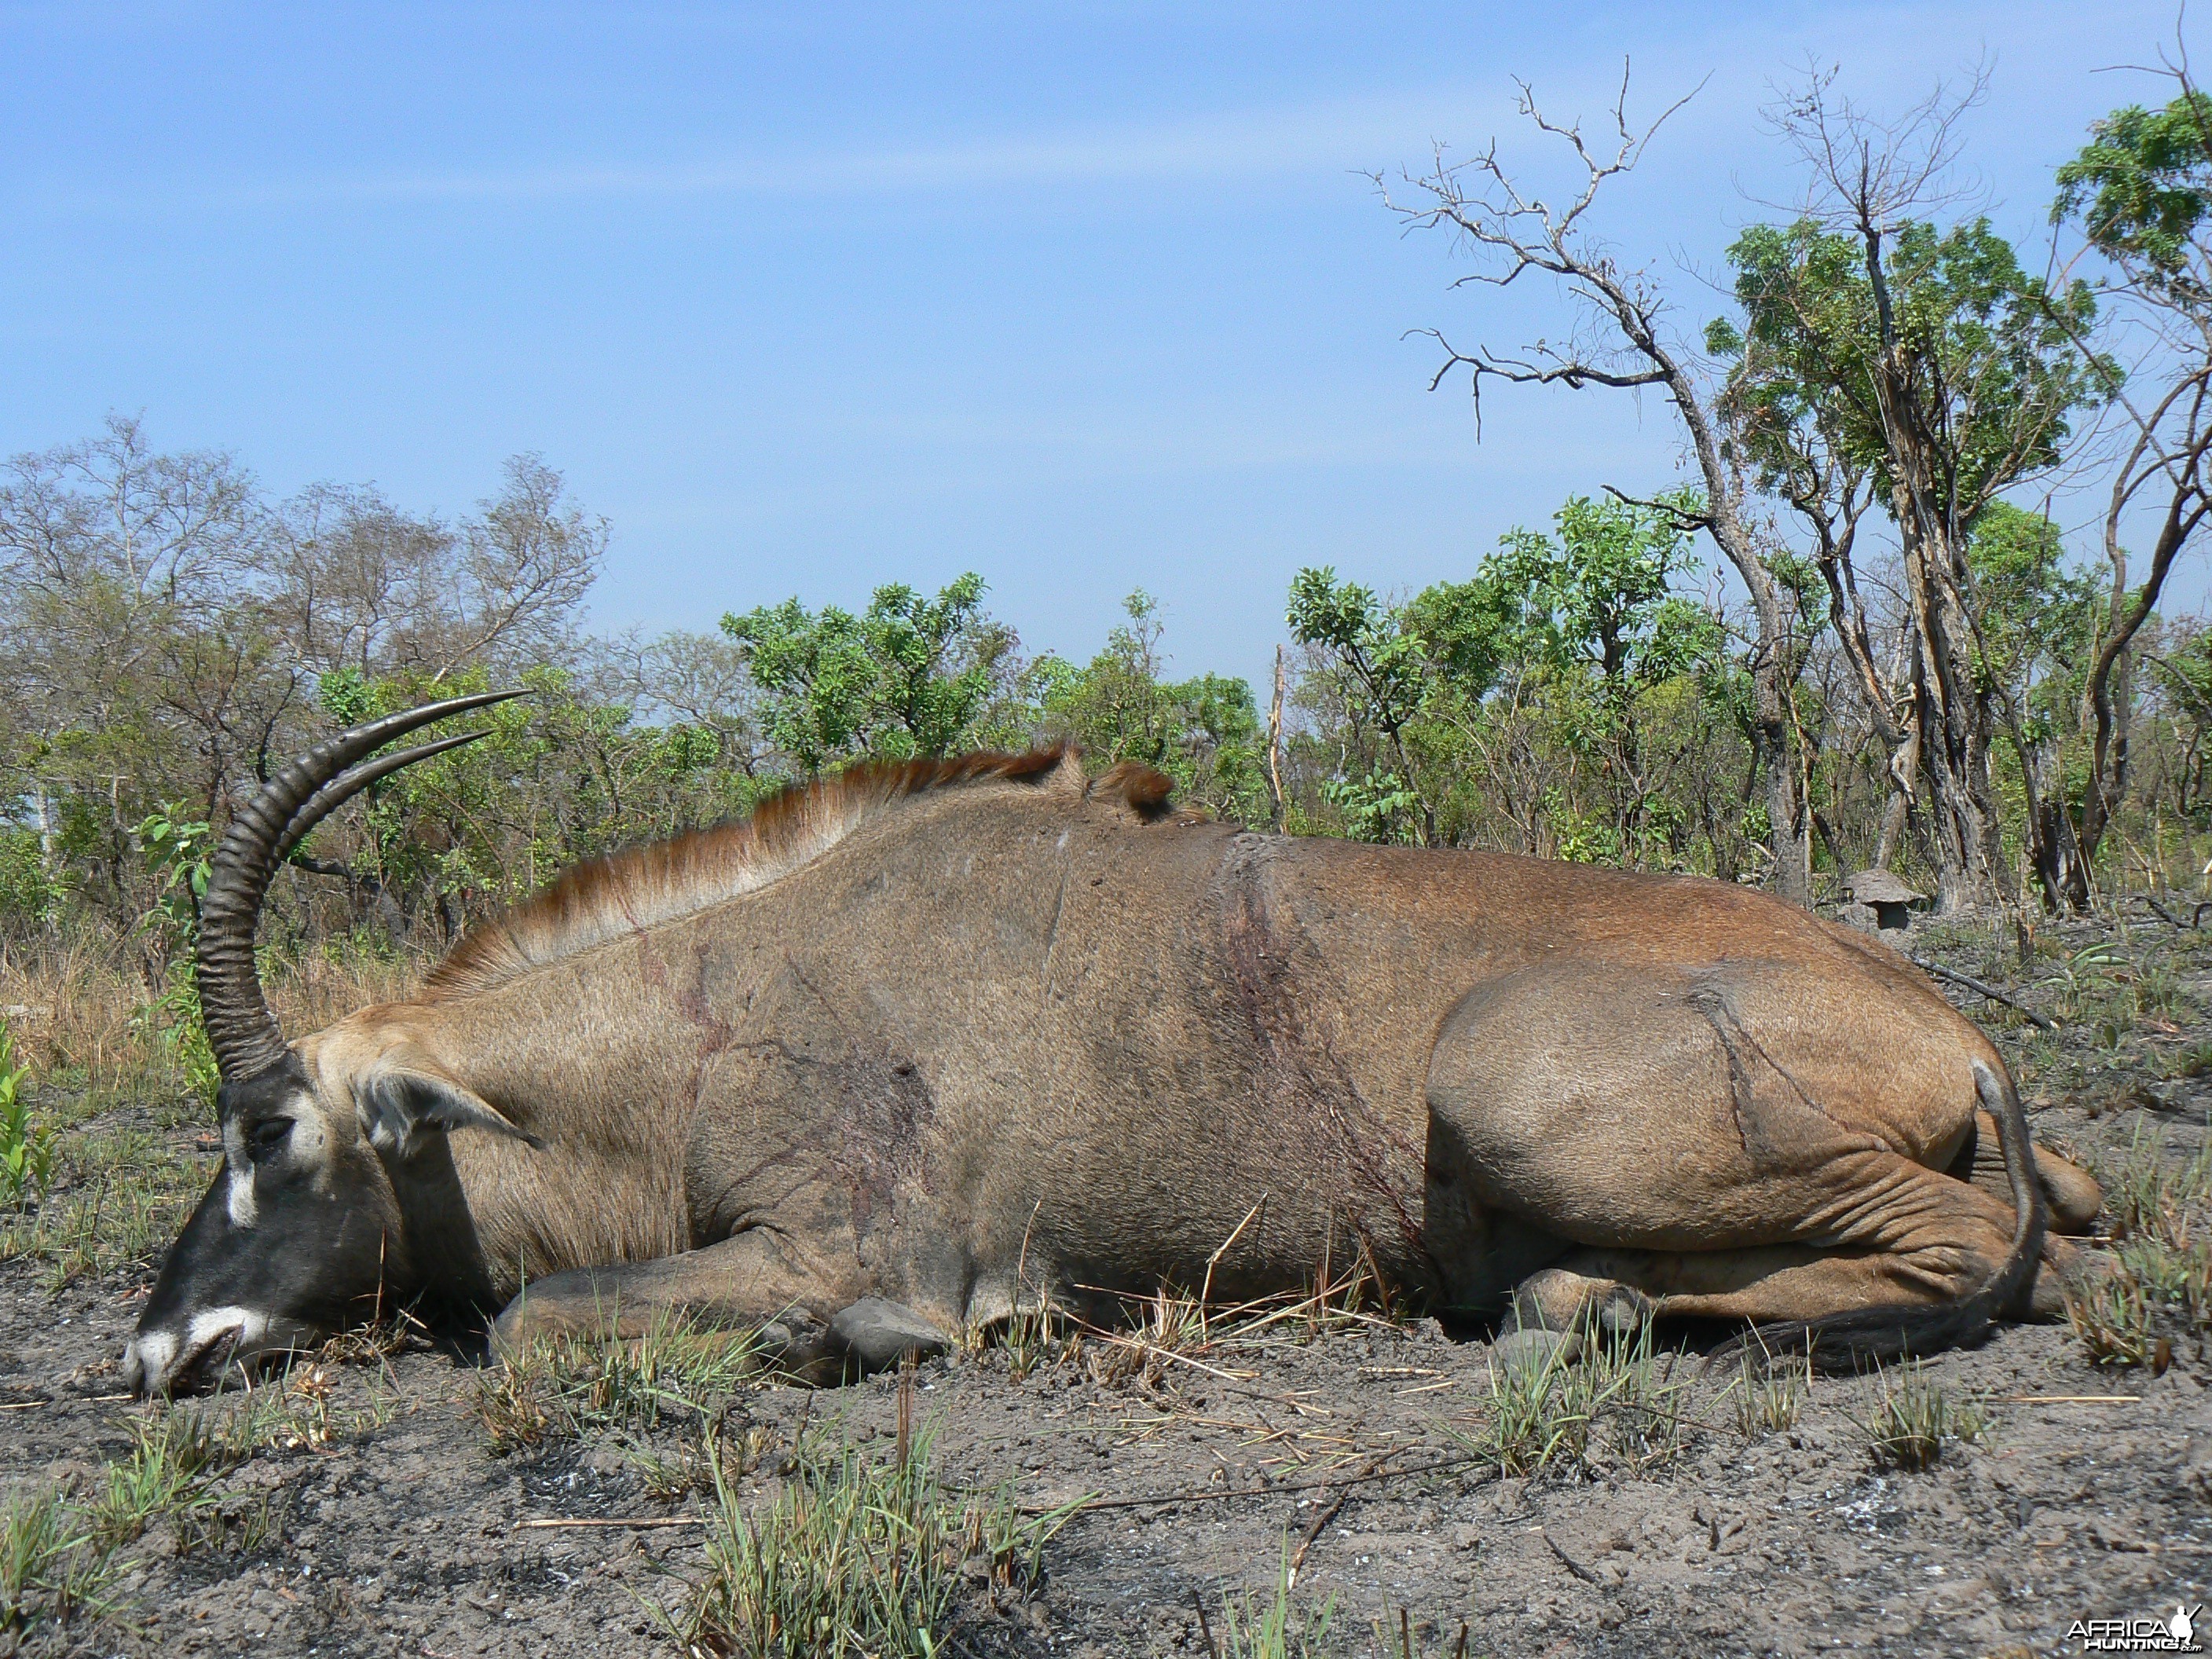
top-left (829, 1297), bottom-right (950, 1373)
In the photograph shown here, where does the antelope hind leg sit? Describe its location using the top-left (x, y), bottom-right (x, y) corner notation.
top-left (490, 1231), bottom-right (949, 1376)
top-left (1430, 961), bottom-right (2046, 1365)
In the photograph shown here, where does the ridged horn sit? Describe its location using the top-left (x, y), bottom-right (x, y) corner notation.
top-left (196, 692), bottom-right (526, 1084)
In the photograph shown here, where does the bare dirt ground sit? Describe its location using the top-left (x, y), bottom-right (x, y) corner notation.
top-left (4, 910), bottom-right (2210, 1658)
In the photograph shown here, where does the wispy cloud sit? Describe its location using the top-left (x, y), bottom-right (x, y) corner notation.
top-left (17, 89), bottom-right (1523, 217)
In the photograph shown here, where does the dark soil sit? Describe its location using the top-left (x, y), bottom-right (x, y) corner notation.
top-left (5, 915), bottom-right (2210, 1657)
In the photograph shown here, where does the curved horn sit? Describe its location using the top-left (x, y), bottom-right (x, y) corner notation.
top-left (196, 691), bottom-right (526, 1084)
top-left (269, 730), bottom-right (494, 868)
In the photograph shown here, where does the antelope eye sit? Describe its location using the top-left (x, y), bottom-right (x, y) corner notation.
top-left (247, 1117), bottom-right (294, 1161)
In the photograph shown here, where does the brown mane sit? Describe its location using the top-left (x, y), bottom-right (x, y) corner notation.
top-left (420, 747), bottom-right (1184, 1002)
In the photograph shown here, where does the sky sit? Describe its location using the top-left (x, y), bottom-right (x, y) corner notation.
top-left (0, 2), bottom-right (2196, 691)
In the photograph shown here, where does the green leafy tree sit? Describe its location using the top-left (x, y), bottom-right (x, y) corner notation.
top-left (287, 665), bottom-right (778, 947)
top-left (1481, 495), bottom-right (1724, 860)
top-left (1718, 71), bottom-right (2114, 910)
top-left (2047, 80), bottom-right (2212, 905)
top-left (720, 574), bottom-right (1023, 773)
top-left (1485, 495), bottom-right (1716, 701)
top-left (1287, 569), bottom-right (1435, 844)
top-left (1035, 592), bottom-right (1269, 822)
top-left (1965, 502), bottom-right (2106, 900)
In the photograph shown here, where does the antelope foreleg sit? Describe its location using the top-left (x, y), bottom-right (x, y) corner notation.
top-left (489, 1229), bottom-right (947, 1377)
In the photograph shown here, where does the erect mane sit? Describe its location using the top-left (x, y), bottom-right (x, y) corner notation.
top-left (419, 747), bottom-right (1182, 1002)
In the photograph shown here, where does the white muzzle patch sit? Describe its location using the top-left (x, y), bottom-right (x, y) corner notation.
top-left (123, 1305), bottom-right (295, 1396)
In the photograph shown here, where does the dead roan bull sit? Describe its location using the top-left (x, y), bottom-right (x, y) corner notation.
top-left (123, 694), bottom-right (2102, 1396)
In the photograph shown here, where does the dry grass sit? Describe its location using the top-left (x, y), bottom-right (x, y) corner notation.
top-left (1064, 1255), bottom-right (1402, 1396)
top-left (265, 937), bottom-right (427, 1034)
top-left (0, 926), bottom-right (427, 1089)
top-left (2071, 1133), bottom-right (2212, 1368)
top-left (0, 929), bottom-right (152, 1086)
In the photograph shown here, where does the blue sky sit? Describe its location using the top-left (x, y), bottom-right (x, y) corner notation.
top-left (0, 2), bottom-right (2190, 690)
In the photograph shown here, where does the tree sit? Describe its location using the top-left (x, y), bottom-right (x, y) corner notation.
top-left (0, 416), bottom-right (287, 927)
top-left (1287, 568), bottom-right (1436, 844)
top-left (1484, 493), bottom-right (1725, 860)
top-left (1749, 70), bottom-right (2111, 910)
top-left (1712, 203), bottom-right (2109, 904)
top-left (0, 423), bottom-right (624, 943)
top-left (1035, 591), bottom-right (1269, 822)
top-left (270, 455), bottom-right (604, 685)
top-left (720, 573), bottom-right (1025, 772)
top-left (1965, 502), bottom-right (2107, 905)
top-left (2049, 64), bottom-right (2212, 905)
top-left (1379, 70), bottom-right (1816, 902)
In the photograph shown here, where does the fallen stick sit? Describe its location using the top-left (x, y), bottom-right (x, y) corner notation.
top-left (1287, 1491), bottom-right (1349, 1588)
top-left (1541, 1529), bottom-right (1604, 1586)
top-left (1016, 1452), bottom-right (1479, 1516)
top-left (1907, 955), bottom-right (2058, 1031)
top-left (1287, 1450), bottom-right (1397, 1587)
top-left (2138, 895), bottom-right (2197, 930)
top-left (1190, 1589), bottom-right (1221, 1659)
top-left (0, 1400), bottom-right (49, 1412)
top-left (515, 1516), bottom-right (705, 1530)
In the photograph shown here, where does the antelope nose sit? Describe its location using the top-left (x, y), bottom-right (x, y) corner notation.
top-left (121, 1330), bottom-right (181, 1397)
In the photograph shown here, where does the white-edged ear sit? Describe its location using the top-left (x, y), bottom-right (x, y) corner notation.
top-left (357, 1060), bottom-right (540, 1160)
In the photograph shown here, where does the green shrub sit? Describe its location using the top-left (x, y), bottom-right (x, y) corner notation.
top-left (0, 1020), bottom-right (56, 1210)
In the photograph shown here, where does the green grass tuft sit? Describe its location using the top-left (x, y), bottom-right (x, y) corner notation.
top-left (1451, 1322), bottom-right (1694, 1480)
top-left (1859, 1361), bottom-right (1988, 1472)
top-left (1211, 1545), bottom-right (1337, 1659)
top-left (478, 1308), bottom-right (766, 1455)
top-left (0, 1482), bottom-right (122, 1641)
top-left (665, 1420), bottom-right (1079, 1659)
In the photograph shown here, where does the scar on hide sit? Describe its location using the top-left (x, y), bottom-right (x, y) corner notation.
top-left (1687, 985), bottom-right (1844, 1158)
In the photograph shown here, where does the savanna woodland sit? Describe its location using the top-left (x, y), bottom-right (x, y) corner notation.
top-left (5, 60), bottom-right (2212, 1659)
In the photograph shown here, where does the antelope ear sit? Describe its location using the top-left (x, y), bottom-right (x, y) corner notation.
top-left (1044, 746), bottom-right (1087, 801)
top-left (357, 1062), bottom-right (541, 1159)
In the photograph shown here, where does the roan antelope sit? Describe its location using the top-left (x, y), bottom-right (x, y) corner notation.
top-left (123, 695), bottom-right (2100, 1395)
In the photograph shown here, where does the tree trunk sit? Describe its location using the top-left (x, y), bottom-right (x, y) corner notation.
top-left (1849, 217), bottom-right (2010, 913)
top-left (1748, 588), bottom-right (1810, 906)
top-left (1267, 646), bottom-right (1286, 833)
top-left (1898, 515), bottom-right (2009, 911)
top-left (2016, 727), bottom-right (2093, 910)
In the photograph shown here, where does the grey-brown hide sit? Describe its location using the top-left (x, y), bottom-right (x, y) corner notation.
top-left (283, 747), bottom-right (2089, 1368)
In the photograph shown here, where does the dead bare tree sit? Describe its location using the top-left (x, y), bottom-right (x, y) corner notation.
top-left (1379, 68), bottom-right (1813, 903)
top-left (269, 455), bottom-right (603, 686)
